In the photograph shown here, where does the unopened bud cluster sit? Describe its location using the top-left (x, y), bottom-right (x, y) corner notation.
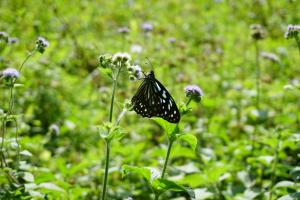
top-left (250, 24), bottom-right (265, 40)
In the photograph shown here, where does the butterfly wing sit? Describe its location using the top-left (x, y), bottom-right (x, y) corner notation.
top-left (131, 80), bottom-right (153, 118)
top-left (132, 76), bottom-right (180, 123)
top-left (151, 79), bottom-right (180, 123)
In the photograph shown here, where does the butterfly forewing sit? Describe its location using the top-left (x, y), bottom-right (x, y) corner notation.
top-left (132, 71), bottom-right (180, 123)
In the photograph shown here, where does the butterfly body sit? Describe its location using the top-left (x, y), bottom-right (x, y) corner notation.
top-left (132, 71), bottom-right (180, 123)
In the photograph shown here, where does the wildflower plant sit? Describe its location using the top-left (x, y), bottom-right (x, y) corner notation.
top-left (122, 83), bottom-right (204, 200)
top-left (98, 52), bottom-right (134, 200)
top-left (0, 36), bottom-right (49, 200)
top-left (1, 36), bottom-right (49, 167)
top-left (285, 24), bottom-right (300, 54)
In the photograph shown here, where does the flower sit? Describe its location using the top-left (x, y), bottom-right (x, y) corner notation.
top-left (130, 44), bottom-right (143, 54)
top-left (118, 27), bottom-right (130, 34)
top-left (112, 52), bottom-right (131, 64)
top-left (127, 64), bottom-right (142, 80)
top-left (250, 24), bottom-right (265, 40)
top-left (285, 24), bottom-right (300, 39)
top-left (260, 51), bottom-right (280, 63)
top-left (36, 36), bottom-right (49, 53)
top-left (2, 68), bottom-right (20, 79)
top-left (99, 54), bottom-right (112, 68)
top-left (9, 37), bottom-right (18, 44)
top-left (168, 37), bottom-right (176, 44)
top-left (141, 23), bottom-right (153, 32)
top-left (185, 85), bottom-right (204, 102)
top-left (49, 124), bottom-right (60, 136)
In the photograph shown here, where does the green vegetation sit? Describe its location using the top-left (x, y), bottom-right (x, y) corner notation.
top-left (0, 0), bottom-right (299, 199)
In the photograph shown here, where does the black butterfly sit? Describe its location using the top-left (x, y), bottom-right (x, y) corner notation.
top-left (131, 71), bottom-right (180, 123)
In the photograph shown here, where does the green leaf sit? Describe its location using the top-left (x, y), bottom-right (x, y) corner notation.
top-left (21, 172), bottom-right (35, 182)
top-left (98, 67), bottom-right (113, 79)
top-left (291, 167), bottom-right (300, 182)
top-left (37, 182), bottom-right (65, 193)
top-left (194, 188), bottom-right (214, 200)
top-left (122, 165), bottom-right (151, 182)
top-left (278, 192), bottom-right (300, 200)
top-left (178, 134), bottom-right (198, 151)
top-left (275, 181), bottom-right (296, 188)
top-left (153, 118), bottom-right (180, 139)
top-left (98, 122), bottom-right (126, 142)
top-left (152, 178), bottom-right (195, 198)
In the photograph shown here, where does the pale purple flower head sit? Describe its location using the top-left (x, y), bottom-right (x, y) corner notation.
top-left (118, 27), bottom-right (130, 34)
top-left (2, 68), bottom-right (20, 79)
top-left (36, 36), bottom-right (49, 53)
top-left (141, 23), bottom-right (153, 32)
top-left (185, 85), bottom-right (204, 102)
top-left (285, 24), bottom-right (300, 39)
top-left (168, 37), bottom-right (176, 44)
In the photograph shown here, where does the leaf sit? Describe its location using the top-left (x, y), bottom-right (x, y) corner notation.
top-left (152, 178), bottom-right (195, 198)
top-left (99, 67), bottom-right (113, 79)
top-left (153, 118), bottom-right (180, 139)
top-left (194, 188), bottom-right (214, 200)
top-left (38, 182), bottom-right (65, 193)
top-left (237, 171), bottom-right (254, 188)
top-left (278, 192), bottom-right (300, 200)
top-left (20, 150), bottom-right (33, 157)
top-left (98, 123), bottom-right (126, 142)
top-left (22, 172), bottom-right (34, 182)
top-left (275, 181), bottom-right (296, 188)
top-left (122, 165), bottom-right (151, 182)
top-left (178, 134), bottom-right (198, 151)
top-left (291, 167), bottom-right (300, 182)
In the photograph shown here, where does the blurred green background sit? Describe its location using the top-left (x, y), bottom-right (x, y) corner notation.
top-left (0, 0), bottom-right (299, 199)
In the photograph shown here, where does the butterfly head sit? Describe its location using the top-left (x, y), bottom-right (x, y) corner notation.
top-left (146, 70), bottom-right (155, 79)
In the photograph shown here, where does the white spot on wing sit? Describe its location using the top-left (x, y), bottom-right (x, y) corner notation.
top-left (156, 82), bottom-right (161, 91)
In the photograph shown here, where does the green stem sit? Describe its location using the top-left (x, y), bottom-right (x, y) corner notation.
top-left (154, 193), bottom-right (159, 200)
top-left (109, 65), bottom-right (121, 123)
top-left (255, 41), bottom-right (261, 111)
top-left (101, 140), bottom-right (110, 200)
top-left (101, 63), bottom-right (122, 200)
top-left (268, 131), bottom-right (281, 200)
top-left (19, 49), bottom-right (36, 73)
top-left (1, 117), bottom-right (7, 167)
top-left (295, 34), bottom-right (300, 55)
top-left (186, 96), bottom-right (193, 107)
top-left (161, 138), bottom-right (174, 179)
top-left (252, 41), bottom-right (260, 153)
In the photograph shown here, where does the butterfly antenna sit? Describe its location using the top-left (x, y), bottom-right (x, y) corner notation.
top-left (145, 57), bottom-right (154, 71)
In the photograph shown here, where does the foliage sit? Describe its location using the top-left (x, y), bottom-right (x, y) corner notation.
top-left (0, 0), bottom-right (299, 199)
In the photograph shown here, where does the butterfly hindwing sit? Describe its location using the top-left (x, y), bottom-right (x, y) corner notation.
top-left (132, 71), bottom-right (180, 123)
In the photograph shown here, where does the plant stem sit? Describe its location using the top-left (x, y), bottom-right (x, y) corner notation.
top-left (252, 41), bottom-right (260, 153)
top-left (101, 63), bottom-right (122, 200)
top-left (161, 138), bottom-right (174, 179)
top-left (186, 96), bottom-right (193, 107)
top-left (101, 139), bottom-right (110, 200)
top-left (255, 41), bottom-right (261, 111)
top-left (19, 49), bottom-right (36, 73)
top-left (295, 34), bottom-right (300, 55)
top-left (109, 65), bottom-right (121, 123)
top-left (268, 131), bottom-right (281, 200)
top-left (154, 193), bottom-right (159, 200)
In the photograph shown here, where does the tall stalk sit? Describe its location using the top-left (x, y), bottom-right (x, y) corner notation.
top-left (161, 138), bottom-right (174, 179)
top-left (101, 63), bottom-right (122, 200)
top-left (252, 41), bottom-right (261, 153)
top-left (1, 49), bottom-right (36, 168)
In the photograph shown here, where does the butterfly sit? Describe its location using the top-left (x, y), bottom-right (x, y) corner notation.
top-left (131, 70), bottom-right (180, 123)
